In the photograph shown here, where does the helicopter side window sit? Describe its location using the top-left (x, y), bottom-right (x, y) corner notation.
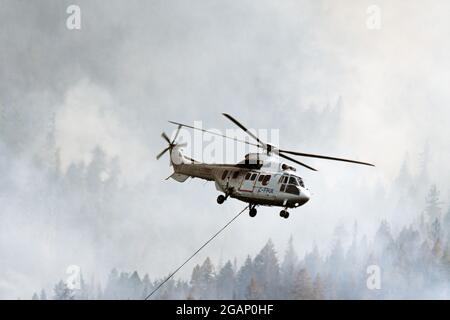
top-left (298, 177), bottom-right (305, 187)
top-left (245, 172), bottom-right (251, 180)
top-left (232, 171), bottom-right (239, 179)
top-left (258, 175), bottom-right (265, 182)
top-left (222, 170), bottom-right (229, 180)
top-left (262, 175), bottom-right (271, 186)
top-left (280, 184), bottom-right (286, 192)
top-left (251, 173), bottom-right (257, 181)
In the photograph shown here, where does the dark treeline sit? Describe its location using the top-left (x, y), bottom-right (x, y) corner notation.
top-left (35, 184), bottom-right (450, 299)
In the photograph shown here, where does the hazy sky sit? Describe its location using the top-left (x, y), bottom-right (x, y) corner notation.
top-left (1, 0), bottom-right (450, 299)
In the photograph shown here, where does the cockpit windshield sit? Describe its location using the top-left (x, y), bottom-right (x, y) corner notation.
top-left (279, 174), bottom-right (305, 193)
top-left (289, 177), bottom-right (298, 186)
top-left (297, 176), bottom-right (305, 187)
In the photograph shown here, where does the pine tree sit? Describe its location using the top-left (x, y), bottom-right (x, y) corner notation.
top-left (440, 240), bottom-right (450, 279)
top-left (236, 256), bottom-right (253, 299)
top-left (246, 278), bottom-right (262, 300)
top-left (39, 289), bottom-right (47, 300)
top-left (328, 239), bottom-right (344, 273)
top-left (189, 264), bottom-right (202, 299)
top-left (374, 220), bottom-right (394, 259)
top-left (281, 236), bottom-right (298, 298)
top-left (142, 274), bottom-right (152, 299)
top-left (312, 274), bottom-right (325, 300)
top-left (53, 280), bottom-right (73, 300)
top-left (216, 260), bottom-right (235, 299)
top-left (304, 243), bottom-right (321, 276)
top-left (253, 239), bottom-right (280, 299)
top-left (104, 268), bottom-right (119, 299)
top-left (443, 206), bottom-right (450, 237)
top-left (394, 155), bottom-right (415, 201)
top-left (129, 271), bottom-right (143, 299)
top-left (86, 146), bottom-right (108, 194)
top-left (291, 268), bottom-right (313, 300)
top-left (424, 185), bottom-right (442, 222)
top-left (396, 226), bottom-right (420, 274)
top-left (432, 237), bottom-right (443, 259)
top-left (198, 257), bottom-right (215, 299)
top-left (430, 218), bottom-right (442, 244)
top-left (32, 292), bottom-right (39, 300)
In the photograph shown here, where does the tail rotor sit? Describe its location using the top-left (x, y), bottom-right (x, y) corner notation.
top-left (156, 125), bottom-right (187, 161)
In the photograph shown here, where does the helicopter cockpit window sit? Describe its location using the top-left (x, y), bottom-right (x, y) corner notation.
top-left (280, 174), bottom-right (301, 194)
top-left (232, 171), bottom-right (239, 179)
top-left (262, 175), bottom-right (271, 186)
top-left (251, 173), bottom-right (257, 181)
top-left (289, 177), bottom-right (298, 186)
top-left (285, 185), bottom-right (300, 195)
top-left (222, 170), bottom-right (228, 180)
top-left (245, 172), bottom-right (251, 180)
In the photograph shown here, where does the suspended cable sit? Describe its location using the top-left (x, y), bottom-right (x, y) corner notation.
top-left (145, 205), bottom-right (248, 300)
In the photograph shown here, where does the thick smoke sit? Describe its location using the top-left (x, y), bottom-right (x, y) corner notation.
top-left (1, 0), bottom-right (450, 299)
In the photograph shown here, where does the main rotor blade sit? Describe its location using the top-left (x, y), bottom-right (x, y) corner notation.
top-left (222, 113), bottom-right (266, 149)
top-left (156, 146), bottom-right (170, 160)
top-left (279, 153), bottom-right (318, 172)
top-left (168, 120), bottom-right (260, 148)
top-left (171, 125), bottom-right (182, 144)
top-left (279, 149), bottom-right (375, 167)
top-left (161, 132), bottom-right (171, 144)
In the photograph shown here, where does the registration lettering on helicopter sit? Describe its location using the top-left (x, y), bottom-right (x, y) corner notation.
top-left (256, 187), bottom-right (274, 194)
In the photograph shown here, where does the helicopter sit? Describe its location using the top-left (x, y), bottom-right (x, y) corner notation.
top-left (157, 114), bottom-right (374, 219)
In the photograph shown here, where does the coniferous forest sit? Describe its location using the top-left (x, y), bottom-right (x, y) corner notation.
top-left (42, 200), bottom-right (450, 300)
top-left (32, 158), bottom-right (450, 300)
top-left (1, 102), bottom-right (450, 300)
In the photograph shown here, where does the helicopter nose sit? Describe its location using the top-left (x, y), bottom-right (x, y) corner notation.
top-left (298, 189), bottom-right (311, 206)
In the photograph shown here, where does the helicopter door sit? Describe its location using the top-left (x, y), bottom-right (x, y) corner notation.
top-left (239, 172), bottom-right (258, 192)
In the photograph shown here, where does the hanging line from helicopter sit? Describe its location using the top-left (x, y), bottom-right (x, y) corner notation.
top-left (144, 205), bottom-right (249, 300)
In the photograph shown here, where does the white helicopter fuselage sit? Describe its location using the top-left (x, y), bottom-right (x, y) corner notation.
top-left (169, 146), bottom-right (311, 209)
top-left (159, 114), bottom-right (373, 218)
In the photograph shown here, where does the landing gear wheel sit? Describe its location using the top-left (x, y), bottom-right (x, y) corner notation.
top-left (280, 210), bottom-right (289, 219)
top-left (217, 194), bottom-right (226, 204)
top-left (249, 207), bottom-right (257, 217)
